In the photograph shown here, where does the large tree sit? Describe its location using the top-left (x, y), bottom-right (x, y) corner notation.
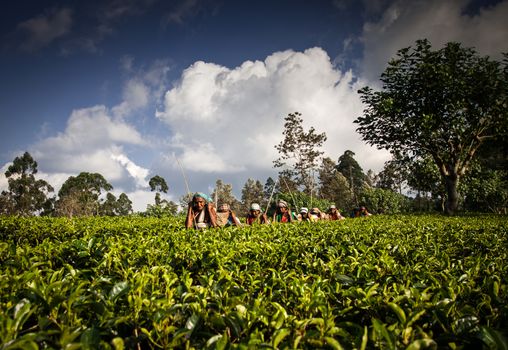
top-left (318, 157), bottom-right (354, 211)
top-left (1, 152), bottom-right (54, 216)
top-left (274, 112), bottom-right (327, 194)
top-left (335, 150), bottom-right (366, 204)
top-left (56, 172), bottom-right (113, 217)
top-left (116, 193), bottom-right (133, 216)
top-left (356, 39), bottom-right (508, 214)
top-left (100, 193), bottom-right (118, 216)
top-left (376, 158), bottom-right (407, 194)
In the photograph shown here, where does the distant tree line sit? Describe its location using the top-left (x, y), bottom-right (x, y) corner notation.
top-left (1, 39), bottom-right (506, 217)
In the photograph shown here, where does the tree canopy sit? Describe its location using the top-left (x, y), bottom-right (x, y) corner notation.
top-left (274, 112), bottom-right (327, 195)
top-left (356, 39), bottom-right (508, 214)
top-left (1, 152), bottom-right (54, 216)
top-left (149, 175), bottom-right (169, 206)
top-left (56, 172), bottom-right (113, 217)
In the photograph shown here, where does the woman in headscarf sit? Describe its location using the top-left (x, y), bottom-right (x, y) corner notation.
top-left (185, 192), bottom-right (218, 229)
top-left (246, 203), bottom-right (269, 225)
top-left (216, 203), bottom-right (242, 227)
top-left (326, 205), bottom-right (345, 220)
top-left (272, 200), bottom-right (297, 223)
top-left (298, 207), bottom-right (312, 222)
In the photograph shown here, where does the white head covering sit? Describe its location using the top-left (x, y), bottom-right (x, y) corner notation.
top-left (250, 203), bottom-right (261, 211)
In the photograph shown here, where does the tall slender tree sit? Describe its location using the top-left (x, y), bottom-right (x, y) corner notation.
top-left (149, 175), bottom-right (169, 206)
top-left (274, 112), bottom-right (327, 194)
top-left (335, 150), bottom-right (366, 204)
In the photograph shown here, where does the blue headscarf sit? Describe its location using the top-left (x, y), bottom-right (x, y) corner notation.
top-left (193, 192), bottom-right (212, 203)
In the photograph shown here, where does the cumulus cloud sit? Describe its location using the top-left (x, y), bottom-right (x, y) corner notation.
top-left (157, 47), bottom-right (389, 181)
top-left (16, 7), bottom-right (73, 52)
top-left (31, 105), bottom-right (149, 191)
top-left (111, 153), bottom-right (150, 188)
top-left (360, 0), bottom-right (508, 81)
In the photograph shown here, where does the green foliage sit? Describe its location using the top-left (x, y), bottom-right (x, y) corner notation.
top-left (356, 39), bottom-right (508, 215)
top-left (99, 192), bottom-right (133, 216)
top-left (318, 157), bottom-right (355, 211)
top-left (1, 152), bottom-right (54, 216)
top-left (274, 112), bottom-right (327, 194)
top-left (144, 201), bottom-right (178, 217)
top-left (56, 172), bottom-right (113, 217)
top-left (116, 193), bottom-right (133, 216)
top-left (336, 150), bottom-right (366, 198)
top-left (148, 175), bottom-right (169, 194)
top-left (0, 215), bottom-right (507, 349)
top-left (149, 175), bottom-right (169, 207)
top-left (359, 187), bottom-right (411, 214)
top-left (240, 178), bottom-right (265, 216)
top-left (461, 161), bottom-right (508, 214)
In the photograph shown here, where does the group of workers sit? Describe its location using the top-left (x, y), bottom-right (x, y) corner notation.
top-left (185, 192), bottom-right (371, 230)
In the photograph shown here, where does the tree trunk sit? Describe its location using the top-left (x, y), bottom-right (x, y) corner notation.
top-left (444, 174), bottom-right (459, 215)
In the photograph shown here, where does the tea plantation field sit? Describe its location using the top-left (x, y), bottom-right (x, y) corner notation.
top-left (1, 215), bottom-right (507, 349)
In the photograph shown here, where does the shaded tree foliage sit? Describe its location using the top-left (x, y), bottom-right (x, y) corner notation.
top-left (376, 159), bottom-right (407, 193)
top-left (117, 193), bottom-right (133, 216)
top-left (100, 193), bottom-right (118, 216)
top-left (318, 157), bottom-right (354, 212)
top-left (335, 150), bottom-right (366, 204)
top-left (0, 152), bottom-right (54, 216)
top-left (99, 192), bottom-right (133, 216)
top-left (276, 170), bottom-right (299, 195)
top-left (356, 39), bottom-right (508, 214)
top-left (56, 172), bottom-right (113, 217)
top-left (360, 187), bottom-right (411, 214)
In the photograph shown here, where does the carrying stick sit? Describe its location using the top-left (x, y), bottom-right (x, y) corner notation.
top-left (174, 155), bottom-right (196, 228)
top-left (281, 176), bottom-right (298, 212)
top-left (264, 179), bottom-right (278, 216)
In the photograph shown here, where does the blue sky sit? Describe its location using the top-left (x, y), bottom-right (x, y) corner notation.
top-left (1, 0), bottom-right (507, 211)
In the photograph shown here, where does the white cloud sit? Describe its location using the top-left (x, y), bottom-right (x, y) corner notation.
top-left (360, 0), bottom-right (508, 81)
top-left (31, 105), bottom-right (149, 191)
top-left (0, 163), bottom-right (11, 192)
top-left (111, 153), bottom-right (150, 188)
top-left (36, 106), bottom-right (144, 153)
top-left (17, 8), bottom-right (73, 52)
top-left (157, 47), bottom-right (390, 181)
top-left (122, 189), bottom-right (154, 212)
top-left (121, 189), bottom-right (177, 213)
